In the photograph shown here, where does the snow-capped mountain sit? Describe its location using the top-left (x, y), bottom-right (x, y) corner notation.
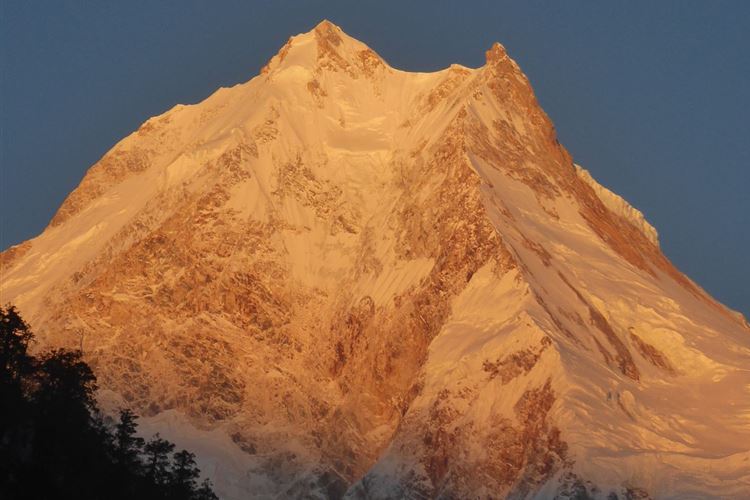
top-left (2, 20), bottom-right (749, 499)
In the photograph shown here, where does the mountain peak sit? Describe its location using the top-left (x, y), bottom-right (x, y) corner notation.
top-left (5, 21), bottom-right (750, 500)
top-left (484, 41), bottom-right (525, 77)
top-left (261, 20), bottom-right (385, 77)
top-left (485, 42), bottom-right (508, 64)
top-left (312, 19), bottom-right (344, 42)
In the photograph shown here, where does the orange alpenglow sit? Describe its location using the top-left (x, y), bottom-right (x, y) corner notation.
top-left (2, 20), bottom-right (749, 499)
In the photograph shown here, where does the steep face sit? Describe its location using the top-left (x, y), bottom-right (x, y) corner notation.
top-left (2, 21), bottom-right (750, 500)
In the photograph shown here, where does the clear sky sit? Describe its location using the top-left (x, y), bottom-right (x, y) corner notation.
top-left (2, 1), bottom-right (748, 316)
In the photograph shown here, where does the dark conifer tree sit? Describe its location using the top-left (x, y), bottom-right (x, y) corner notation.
top-left (195, 478), bottom-right (220, 500)
top-left (144, 434), bottom-right (176, 487)
top-left (0, 306), bottom-right (218, 500)
top-left (0, 306), bottom-right (34, 434)
top-left (114, 408), bottom-right (146, 469)
top-left (170, 450), bottom-right (200, 499)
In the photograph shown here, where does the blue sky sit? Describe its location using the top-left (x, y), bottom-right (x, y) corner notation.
top-left (1, 1), bottom-right (748, 316)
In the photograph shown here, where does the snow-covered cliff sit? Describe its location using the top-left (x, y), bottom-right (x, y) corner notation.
top-left (2, 20), bottom-right (749, 499)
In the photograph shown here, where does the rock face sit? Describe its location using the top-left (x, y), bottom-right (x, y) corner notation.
top-left (2, 20), bottom-right (750, 499)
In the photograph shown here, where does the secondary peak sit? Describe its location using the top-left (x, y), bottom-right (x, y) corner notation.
top-left (485, 42), bottom-right (509, 65)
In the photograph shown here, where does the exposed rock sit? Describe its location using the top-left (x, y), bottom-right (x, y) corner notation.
top-left (2, 20), bottom-right (749, 500)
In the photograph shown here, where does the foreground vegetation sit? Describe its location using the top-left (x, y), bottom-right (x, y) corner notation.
top-left (0, 305), bottom-right (218, 500)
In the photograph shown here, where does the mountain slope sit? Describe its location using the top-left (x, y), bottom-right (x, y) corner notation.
top-left (2, 21), bottom-right (749, 499)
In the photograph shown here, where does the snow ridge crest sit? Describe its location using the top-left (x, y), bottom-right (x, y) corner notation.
top-left (575, 164), bottom-right (659, 246)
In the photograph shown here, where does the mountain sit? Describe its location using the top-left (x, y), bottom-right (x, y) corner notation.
top-left (2, 20), bottom-right (749, 499)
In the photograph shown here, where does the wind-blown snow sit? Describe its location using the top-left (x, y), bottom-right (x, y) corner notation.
top-left (575, 164), bottom-right (659, 246)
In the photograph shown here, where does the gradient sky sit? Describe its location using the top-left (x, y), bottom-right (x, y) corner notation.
top-left (2, 1), bottom-right (748, 316)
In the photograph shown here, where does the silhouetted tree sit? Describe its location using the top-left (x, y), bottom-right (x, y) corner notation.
top-left (194, 478), bottom-right (220, 500)
top-left (32, 348), bottom-right (97, 423)
top-left (145, 434), bottom-right (176, 487)
top-left (0, 306), bottom-right (218, 500)
top-left (0, 306), bottom-right (34, 434)
top-left (114, 408), bottom-right (146, 470)
top-left (170, 450), bottom-right (200, 499)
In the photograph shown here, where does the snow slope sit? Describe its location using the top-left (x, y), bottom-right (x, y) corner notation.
top-left (2, 20), bottom-right (749, 499)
